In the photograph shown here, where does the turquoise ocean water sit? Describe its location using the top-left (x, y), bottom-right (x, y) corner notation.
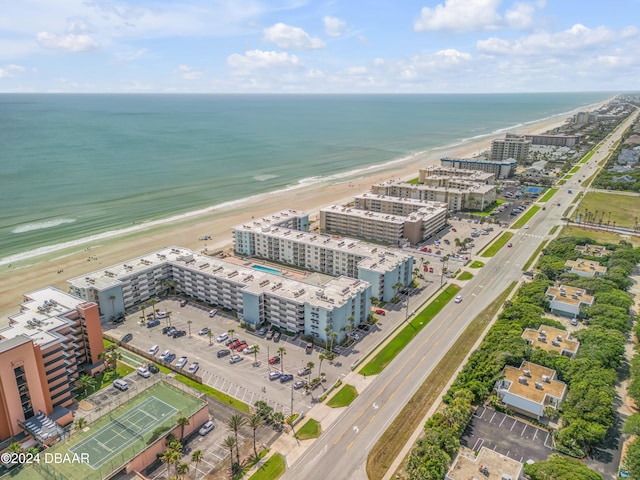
top-left (0, 92), bottom-right (613, 265)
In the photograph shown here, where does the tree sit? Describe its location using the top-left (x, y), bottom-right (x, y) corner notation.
top-left (140, 302), bottom-right (148, 322)
top-left (318, 352), bottom-right (327, 376)
top-left (99, 345), bottom-right (121, 371)
top-left (524, 453), bottom-right (602, 480)
top-left (176, 416), bottom-right (190, 441)
top-left (77, 374), bottom-right (97, 396)
top-left (191, 449), bottom-right (203, 479)
top-left (222, 436), bottom-right (237, 476)
top-left (393, 282), bottom-right (404, 301)
top-left (74, 417), bottom-right (88, 432)
top-left (7, 442), bottom-right (23, 454)
top-left (272, 412), bottom-right (285, 429)
top-left (226, 414), bottom-right (247, 465)
top-left (187, 320), bottom-right (193, 336)
top-left (623, 413), bottom-right (640, 436)
top-left (622, 437), bottom-right (640, 480)
top-left (277, 347), bottom-right (286, 373)
top-left (248, 414), bottom-right (264, 458)
top-left (148, 297), bottom-right (158, 316)
top-left (328, 331), bottom-right (338, 353)
top-left (228, 329), bottom-right (235, 341)
top-left (160, 448), bottom-right (180, 478)
top-left (176, 462), bottom-right (189, 479)
top-left (207, 331), bottom-right (213, 345)
top-left (306, 361), bottom-right (315, 384)
top-left (253, 344), bottom-right (261, 365)
top-left (166, 310), bottom-right (173, 327)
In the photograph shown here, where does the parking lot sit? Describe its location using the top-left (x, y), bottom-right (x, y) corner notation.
top-left (461, 406), bottom-right (553, 463)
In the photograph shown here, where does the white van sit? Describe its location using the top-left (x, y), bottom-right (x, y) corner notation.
top-left (113, 379), bottom-right (129, 391)
top-left (155, 311), bottom-right (167, 319)
top-left (209, 309), bottom-right (218, 318)
top-left (148, 345), bottom-right (159, 355)
top-left (216, 333), bottom-right (229, 342)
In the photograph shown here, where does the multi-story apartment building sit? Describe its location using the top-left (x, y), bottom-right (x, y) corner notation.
top-left (320, 204), bottom-right (447, 245)
top-left (68, 247), bottom-right (370, 342)
top-left (440, 157), bottom-right (517, 179)
top-left (0, 287), bottom-right (104, 442)
top-left (233, 214), bottom-right (413, 302)
top-left (371, 179), bottom-right (496, 212)
top-left (490, 133), bottom-right (530, 162)
top-left (418, 166), bottom-right (495, 185)
top-left (522, 134), bottom-right (581, 147)
top-left (354, 193), bottom-right (447, 217)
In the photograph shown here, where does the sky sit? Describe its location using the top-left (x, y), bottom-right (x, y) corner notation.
top-left (1, 0), bottom-right (639, 93)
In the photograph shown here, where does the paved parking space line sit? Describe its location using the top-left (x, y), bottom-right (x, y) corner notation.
top-left (472, 438), bottom-right (484, 452)
top-left (521, 424), bottom-right (527, 436)
top-left (510, 420), bottom-right (517, 431)
top-left (499, 415), bottom-right (506, 428)
top-left (489, 411), bottom-right (497, 423)
top-left (532, 428), bottom-right (538, 442)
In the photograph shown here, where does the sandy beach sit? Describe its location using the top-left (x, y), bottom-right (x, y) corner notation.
top-left (0, 102), bottom-right (607, 321)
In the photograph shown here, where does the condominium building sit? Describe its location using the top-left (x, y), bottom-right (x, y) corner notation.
top-left (233, 214), bottom-right (414, 302)
top-left (440, 157), bottom-right (517, 179)
top-left (545, 284), bottom-right (594, 318)
top-left (564, 258), bottom-right (607, 277)
top-left (446, 447), bottom-right (524, 480)
top-left (418, 166), bottom-right (495, 185)
top-left (0, 287), bottom-right (104, 442)
top-left (522, 134), bottom-right (581, 147)
top-left (371, 179), bottom-right (496, 212)
top-left (575, 244), bottom-right (611, 258)
top-left (68, 247), bottom-right (371, 343)
top-left (522, 325), bottom-right (580, 358)
top-left (320, 204), bottom-right (447, 245)
top-left (354, 193), bottom-right (447, 217)
top-left (490, 133), bottom-right (530, 162)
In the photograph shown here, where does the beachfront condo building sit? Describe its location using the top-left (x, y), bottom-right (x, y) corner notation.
top-left (490, 133), bottom-right (531, 162)
top-left (418, 166), bottom-right (496, 185)
top-left (68, 247), bottom-right (371, 343)
top-left (522, 134), bottom-right (581, 147)
top-left (0, 287), bottom-right (104, 442)
top-left (354, 193), bottom-right (448, 217)
top-left (371, 179), bottom-right (496, 212)
top-left (232, 213), bottom-right (414, 302)
top-left (319, 204), bottom-right (447, 245)
top-left (440, 157), bottom-right (517, 179)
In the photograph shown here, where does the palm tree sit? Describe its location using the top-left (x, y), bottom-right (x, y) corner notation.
top-left (148, 297), bottom-right (158, 317)
top-left (99, 345), bottom-right (121, 371)
top-left (165, 433), bottom-right (178, 447)
top-left (207, 331), bottom-right (213, 345)
top-left (191, 449), bottom-right (203, 479)
top-left (272, 412), bottom-right (285, 430)
top-left (176, 416), bottom-right (190, 441)
top-left (253, 344), bottom-right (261, 365)
top-left (7, 442), bottom-right (23, 454)
top-left (454, 237), bottom-right (462, 252)
top-left (248, 414), bottom-right (264, 458)
top-left (140, 302), bottom-right (148, 322)
top-left (187, 320), bottom-right (193, 336)
top-left (160, 449), bottom-right (179, 478)
top-left (393, 282), bottom-right (404, 301)
top-left (323, 327), bottom-right (331, 351)
top-left (328, 331), bottom-right (338, 353)
top-left (74, 417), bottom-right (88, 432)
top-left (306, 361), bottom-right (315, 384)
top-left (77, 374), bottom-right (96, 396)
top-left (166, 310), bottom-right (173, 327)
top-left (228, 329), bottom-right (235, 341)
top-left (347, 316), bottom-right (355, 335)
top-left (277, 347), bottom-right (286, 373)
top-left (222, 436), bottom-right (236, 476)
top-left (176, 462), bottom-right (190, 479)
top-left (370, 296), bottom-right (378, 307)
top-left (226, 414), bottom-right (247, 465)
top-left (318, 352), bottom-right (327, 376)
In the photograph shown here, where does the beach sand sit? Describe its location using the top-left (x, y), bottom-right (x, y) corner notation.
top-left (0, 104), bottom-right (603, 321)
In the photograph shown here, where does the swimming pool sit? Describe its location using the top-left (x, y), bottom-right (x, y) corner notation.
top-left (252, 265), bottom-right (282, 275)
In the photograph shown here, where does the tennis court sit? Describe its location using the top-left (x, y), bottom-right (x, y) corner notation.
top-left (70, 396), bottom-right (177, 469)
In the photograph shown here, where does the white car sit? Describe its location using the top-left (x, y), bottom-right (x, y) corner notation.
top-left (159, 350), bottom-right (171, 361)
top-left (454, 295), bottom-right (463, 303)
top-left (188, 362), bottom-right (199, 374)
top-left (229, 355), bottom-right (243, 364)
top-left (209, 309), bottom-right (218, 317)
top-left (199, 420), bottom-right (215, 436)
top-left (148, 345), bottom-right (159, 355)
top-left (175, 356), bottom-right (188, 368)
top-left (243, 345), bottom-right (257, 354)
top-left (136, 366), bottom-right (151, 378)
top-left (524, 224), bottom-right (530, 229)
top-left (348, 332), bottom-right (360, 341)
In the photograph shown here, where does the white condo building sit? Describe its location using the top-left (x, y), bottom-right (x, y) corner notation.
top-left (490, 133), bottom-right (531, 162)
top-left (233, 214), bottom-right (414, 302)
top-left (68, 247), bottom-right (371, 343)
top-left (440, 157), bottom-right (517, 179)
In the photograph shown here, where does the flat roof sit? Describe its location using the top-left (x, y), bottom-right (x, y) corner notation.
top-left (355, 193), bottom-right (448, 210)
top-left (231, 209), bottom-right (307, 232)
top-left (575, 244), bottom-right (611, 257)
top-left (502, 361), bottom-right (566, 404)
top-left (565, 258), bottom-right (607, 275)
top-left (420, 166), bottom-right (495, 181)
top-left (522, 325), bottom-right (579, 355)
top-left (441, 156), bottom-right (517, 165)
top-left (545, 284), bottom-right (594, 307)
top-left (0, 287), bottom-right (86, 349)
top-left (373, 179), bottom-right (495, 194)
top-left (447, 447), bottom-right (523, 480)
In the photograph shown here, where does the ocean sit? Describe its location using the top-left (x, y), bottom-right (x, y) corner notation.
top-left (0, 92), bottom-right (613, 265)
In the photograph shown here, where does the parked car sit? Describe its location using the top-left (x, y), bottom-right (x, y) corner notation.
top-left (208, 309), bottom-right (218, 317)
top-left (146, 363), bottom-right (160, 374)
top-left (305, 343), bottom-right (313, 354)
top-left (113, 379), bottom-right (129, 391)
top-left (121, 333), bottom-right (133, 343)
top-left (217, 349), bottom-right (231, 358)
top-left (188, 362), bottom-right (199, 374)
top-left (148, 345), bottom-right (159, 355)
top-left (269, 371), bottom-right (282, 381)
top-left (269, 356), bottom-right (280, 365)
top-left (273, 331), bottom-right (282, 342)
top-left (257, 326), bottom-right (268, 336)
top-left (216, 332), bottom-right (229, 342)
top-left (175, 356), bottom-right (188, 368)
top-left (180, 299), bottom-right (188, 307)
top-left (357, 324), bottom-right (370, 331)
top-left (164, 327), bottom-right (177, 336)
top-left (162, 326), bottom-right (173, 335)
top-left (280, 374), bottom-right (294, 383)
top-left (146, 319), bottom-right (160, 328)
top-left (199, 420), bottom-right (215, 436)
top-left (137, 366), bottom-right (151, 378)
top-left (172, 330), bottom-right (187, 339)
top-left (243, 345), bottom-right (257, 354)
top-left (298, 367), bottom-right (311, 376)
top-left (374, 309), bottom-right (386, 316)
top-left (198, 327), bottom-right (211, 336)
top-left (236, 342), bottom-right (248, 352)
top-left (266, 329), bottom-right (275, 340)
top-left (451, 227), bottom-right (457, 232)
top-left (293, 380), bottom-right (307, 390)
top-left (229, 355), bottom-right (243, 364)
top-left (165, 353), bottom-right (176, 363)
top-left (507, 243), bottom-right (513, 248)
top-left (348, 332), bottom-right (360, 341)
top-left (159, 350), bottom-right (171, 361)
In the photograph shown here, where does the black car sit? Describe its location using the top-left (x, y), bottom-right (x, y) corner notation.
top-left (146, 363), bottom-right (160, 374)
top-left (121, 333), bottom-right (133, 343)
top-left (217, 349), bottom-right (231, 358)
top-left (180, 299), bottom-right (188, 307)
top-left (172, 330), bottom-right (187, 339)
top-left (162, 326), bottom-right (176, 335)
top-left (357, 323), bottom-right (370, 331)
top-left (146, 319), bottom-right (161, 328)
top-left (112, 316), bottom-right (125, 324)
top-left (279, 374), bottom-right (294, 383)
top-left (165, 353), bottom-right (176, 363)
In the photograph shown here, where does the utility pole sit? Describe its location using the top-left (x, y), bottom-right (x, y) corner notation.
top-left (290, 383), bottom-right (294, 416)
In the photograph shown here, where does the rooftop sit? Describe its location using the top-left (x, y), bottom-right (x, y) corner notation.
top-left (441, 156), bottom-right (517, 165)
top-left (574, 244), bottom-right (611, 258)
top-left (564, 258), bottom-right (607, 275)
top-left (501, 361), bottom-right (566, 404)
top-left (522, 325), bottom-right (580, 356)
top-left (545, 284), bottom-right (594, 307)
top-left (231, 209), bottom-right (307, 232)
top-left (355, 193), bottom-right (448, 210)
top-left (447, 447), bottom-right (523, 480)
top-left (373, 179), bottom-right (496, 194)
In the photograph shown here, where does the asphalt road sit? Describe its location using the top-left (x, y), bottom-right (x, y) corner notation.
top-left (281, 110), bottom-right (638, 480)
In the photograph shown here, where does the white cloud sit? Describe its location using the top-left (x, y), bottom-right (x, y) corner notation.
top-left (373, 58), bottom-right (384, 66)
top-left (227, 49), bottom-right (302, 70)
top-left (263, 23), bottom-right (325, 50)
top-left (346, 66), bottom-right (368, 76)
top-left (415, 0), bottom-right (542, 32)
top-left (0, 64), bottom-right (26, 79)
top-left (477, 24), bottom-right (637, 56)
top-left (176, 64), bottom-right (204, 80)
top-left (323, 16), bottom-right (346, 37)
top-left (65, 17), bottom-right (94, 34)
top-left (37, 32), bottom-right (99, 52)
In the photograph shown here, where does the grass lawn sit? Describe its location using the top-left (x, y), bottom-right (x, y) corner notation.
top-left (580, 150), bottom-right (596, 164)
top-left (522, 240), bottom-right (548, 271)
top-left (581, 172), bottom-right (598, 187)
top-left (468, 199), bottom-right (505, 217)
top-left (512, 205), bottom-right (541, 229)
top-left (248, 453), bottom-right (286, 480)
top-left (367, 282), bottom-right (518, 480)
top-left (103, 338), bottom-right (114, 348)
top-left (571, 192), bottom-right (583, 204)
top-left (480, 232), bottom-right (514, 257)
top-left (559, 226), bottom-right (640, 247)
top-left (406, 177), bottom-right (420, 184)
top-left (563, 174), bottom-right (573, 179)
top-left (359, 284), bottom-right (461, 375)
top-left (457, 271), bottom-right (473, 281)
top-left (557, 179), bottom-right (567, 185)
top-left (78, 362), bottom-right (135, 399)
top-left (539, 188), bottom-right (558, 202)
top-left (569, 166), bottom-right (580, 174)
top-left (327, 384), bottom-right (358, 408)
top-left (470, 260), bottom-right (485, 268)
top-left (572, 191), bottom-right (640, 229)
top-left (549, 225), bottom-right (559, 235)
top-left (296, 418), bottom-right (321, 440)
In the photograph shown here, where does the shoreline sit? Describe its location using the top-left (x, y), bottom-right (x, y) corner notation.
top-left (0, 98), bottom-right (612, 320)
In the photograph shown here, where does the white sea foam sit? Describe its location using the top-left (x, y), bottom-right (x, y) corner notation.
top-left (253, 174), bottom-right (279, 182)
top-left (11, 218), bottom-right (77, 234)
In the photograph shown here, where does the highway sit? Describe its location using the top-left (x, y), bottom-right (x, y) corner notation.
top-left (281, 109), bottom-right (637, 480)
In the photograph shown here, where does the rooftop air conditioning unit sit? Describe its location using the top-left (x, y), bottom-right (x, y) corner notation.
top-left (518, 376), bottom-right (528, 385)
top-left (534, 381), bottom-right (544, 390)
top-left (542, 375), bottom-right (551, 383)
top-left (523, 370), bottom-right (532, 377)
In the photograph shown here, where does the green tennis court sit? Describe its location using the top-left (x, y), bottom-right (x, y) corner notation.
top-left (70, 396), bottom-right (177, 469)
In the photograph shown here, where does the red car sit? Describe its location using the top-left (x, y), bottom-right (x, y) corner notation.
top-left (236, 342), bottom-right (248, 352)
top-left (230, 339), bottom-right (241, 348)
top-left (375, 309), bottom-right (386, 316)
top-left (507, 243), bottom-right (513, 248)
top-left (420, 247), bottom-right (428, 252)
top-left (429, 267), bottom-right (434, 273)
top-left (269, 356), bottom-right (280, 365)
top-left (451, 228), bottom-right (457, 232)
